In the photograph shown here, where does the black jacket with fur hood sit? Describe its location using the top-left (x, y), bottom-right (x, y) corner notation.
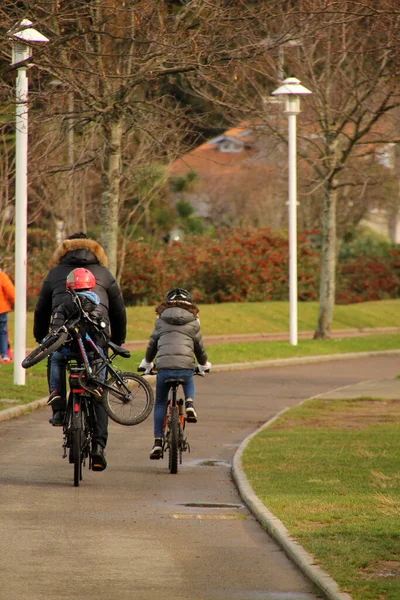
top-left (33, 238), bottom-right (126, 345)
top-left (145, 301), bottom-right (208, 370)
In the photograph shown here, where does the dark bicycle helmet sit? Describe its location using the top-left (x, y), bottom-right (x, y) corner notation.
top-left (165, 288), bottom-right (192, 303)
top-left (66, 268), bottom-right (96, 290)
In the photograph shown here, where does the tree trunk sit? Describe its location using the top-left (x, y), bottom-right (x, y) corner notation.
top-left (314, 182), bottom-right (337, 339)
top-left (100, 118), bottom-right (122, 276)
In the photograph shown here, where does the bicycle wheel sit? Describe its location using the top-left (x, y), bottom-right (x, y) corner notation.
top-left (71, 396), bottom-right (83, 487)
top-left (22, 329), bottom-right (68, 369)
top-left (73, 428), bottom-right (82, 487)
top-left (168, 406), bottom-right (179, 474)
top-left (103, 372), bottom-right (154, 426)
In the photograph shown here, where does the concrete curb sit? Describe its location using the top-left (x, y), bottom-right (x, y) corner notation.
top-left (232, 407), bottom-right (354, 600)
top-left (0, 397), bottom-right (48, 422)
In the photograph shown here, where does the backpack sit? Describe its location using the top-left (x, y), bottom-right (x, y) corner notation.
top-left (51, 291), bottom-right (110, 349)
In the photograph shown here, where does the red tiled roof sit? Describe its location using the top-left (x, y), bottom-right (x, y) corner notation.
top-left (169, 122), bottom-right (263, 176)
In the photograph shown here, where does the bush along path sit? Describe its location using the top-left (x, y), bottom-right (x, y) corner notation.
top-left (4, 227), bottom-right (400, 308)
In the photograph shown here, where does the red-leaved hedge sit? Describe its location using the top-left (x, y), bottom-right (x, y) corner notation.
top-left (120, 229), bottom-right (320, 304)
top-left (2, 227), bottom-right (400, 306)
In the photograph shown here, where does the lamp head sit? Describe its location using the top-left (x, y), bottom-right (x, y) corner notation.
top-left (271, 77), bottom-right (312, 115)
top-left (271, 77), bottom-right (312, 97)
top-left (9, 19), bottom-right (49, 66)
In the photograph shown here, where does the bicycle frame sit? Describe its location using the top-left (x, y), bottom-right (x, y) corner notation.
top-left (162, 378), bottom-right (190, 474)
top-left (65, 325), bottom-right (133, 402)
top-left (57, 323), bottom-right (154, 428)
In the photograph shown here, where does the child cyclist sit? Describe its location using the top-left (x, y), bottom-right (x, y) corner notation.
top-left (139, 288), bottom-right (211, 460)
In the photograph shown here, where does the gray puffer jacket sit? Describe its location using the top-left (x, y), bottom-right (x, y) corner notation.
top-left (145, 304), bottom-right (208, 370)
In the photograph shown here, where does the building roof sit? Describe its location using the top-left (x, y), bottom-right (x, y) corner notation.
top-left (169, 123), bottom-right (270, 177)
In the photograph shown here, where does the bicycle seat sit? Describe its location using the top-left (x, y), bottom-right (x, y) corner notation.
top-left (108, 341), bottom-right (131, 358)
top-left (165, 378), bottom-right (186, 385)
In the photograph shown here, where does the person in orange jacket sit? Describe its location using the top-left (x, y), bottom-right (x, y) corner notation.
top-left (0, 268), bottom-right (15, 363)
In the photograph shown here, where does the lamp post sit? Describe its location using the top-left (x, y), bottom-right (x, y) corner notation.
top-left (272, 77), bottom-right (312, 346)
top-left (9, 19), bottom-right (49, 385)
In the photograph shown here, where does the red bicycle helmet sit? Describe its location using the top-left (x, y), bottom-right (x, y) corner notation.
top-left (66, 268), bottom-right (96, 290)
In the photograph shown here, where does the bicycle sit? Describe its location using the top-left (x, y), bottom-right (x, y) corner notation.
top-left (142, 367), bottom-right (207, 474)
top-left (22, 287), bottom-right (154, 486)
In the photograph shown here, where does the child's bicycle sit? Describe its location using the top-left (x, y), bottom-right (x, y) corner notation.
top-left (142, 367), bottom-right (208, 474)
top-left (22, 287), bottom-right (154, 486)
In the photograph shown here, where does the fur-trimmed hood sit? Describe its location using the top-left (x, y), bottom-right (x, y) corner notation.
top-left (145, 299), bottom-right (207, 370)
top-left (52, 238), bottom-right (108, 268)
top-left (155, 300), bottom-right (199, 317)
top-left (34, 238), bottom-right (126, 345)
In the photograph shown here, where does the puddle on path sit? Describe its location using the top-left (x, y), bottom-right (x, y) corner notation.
top-left (180, 502), bottom-right (243, 509)
top-left (185, 458), bottom-right (231, 468)
top-left (169, 514), bottom-right (244, 520)
top-left (212, 593), bottom-right (316, 600)
top-left (170, 501), bottom-right (247, 520)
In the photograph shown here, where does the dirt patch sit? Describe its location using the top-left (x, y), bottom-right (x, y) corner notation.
top-left (274, 399), bottom-right (400, 430)
top-left (360, 560), bottom-right (400, 580)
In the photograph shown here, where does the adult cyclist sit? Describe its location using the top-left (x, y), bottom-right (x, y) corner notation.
top-left (33, 232), bottom-right (126, 471)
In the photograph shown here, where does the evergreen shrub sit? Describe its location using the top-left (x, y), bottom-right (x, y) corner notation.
top-left (1, 227), bottom-right (399, 307)
top-left (119, 228), bottom-right (320, 304)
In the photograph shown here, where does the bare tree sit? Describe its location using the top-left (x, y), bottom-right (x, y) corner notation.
top-left (2, 0), bottom-right (400, 322)
top-left (239, 1), bottom-right (400, 338)
top-left (1, 1), bottom-right (275, 274)
top-left (301, 3), bottom-right (400, 337)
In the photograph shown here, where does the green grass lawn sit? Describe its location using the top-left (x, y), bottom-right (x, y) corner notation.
top-left (242, 398), bottom-right (400, 600)
top-left (10, 298), bottom-right (400, 347)
top-left (207, 333), bottom-right (400, 364)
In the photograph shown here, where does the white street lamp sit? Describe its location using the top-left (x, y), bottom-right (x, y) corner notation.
top-left (9, 19), bottom-right (49, 385)
top-left (272, 77), bottom-right (312, 346)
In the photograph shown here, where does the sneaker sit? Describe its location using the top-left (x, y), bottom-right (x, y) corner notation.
top-left (185, 401), bottom-right (198, 423)
top-left (1, 355), bottom-right (11, 363)
top-left (47, 390), bottom-right (61, 405)
top-left (150, 438), bottom-right (163, 460)
top-left (91, 443), bottom-right (107, 471)
top-left (49, 411), bottom-right (65, 426)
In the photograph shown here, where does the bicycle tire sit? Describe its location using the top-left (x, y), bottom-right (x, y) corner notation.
top-left (73, 428), bottom-right (82, 487)
top-left (22, 329), bottom-right (68, 369)
top-left (103, 372), bottom-right (154, 426)
top-left (169, 406), bottom-right (179, 474)
top-left (71, 395), bottom-right (83, 487)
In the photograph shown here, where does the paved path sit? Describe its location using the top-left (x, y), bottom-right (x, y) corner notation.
top-left (1, 355), bottom-right (399, 600)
